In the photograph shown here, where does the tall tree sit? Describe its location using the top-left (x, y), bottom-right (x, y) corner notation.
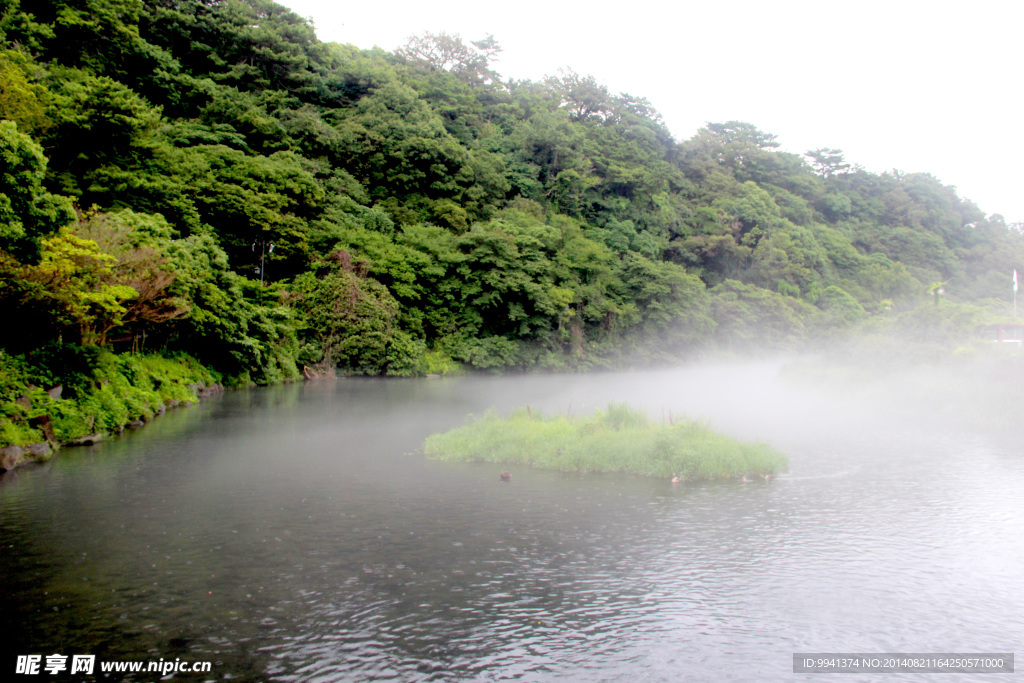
top-left (0, 120), bottom-right (75, 262)
top-left (396, 32), bottom-right (498, 84)
top-left (806, 148), bottom-right (850, 179)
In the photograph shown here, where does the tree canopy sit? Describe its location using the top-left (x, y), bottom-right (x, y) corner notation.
top-left (1, 0), bottom-right (1020, 382)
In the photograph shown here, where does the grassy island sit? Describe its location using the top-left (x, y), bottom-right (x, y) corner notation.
top-left (424, 404), bottom-right (787, 481)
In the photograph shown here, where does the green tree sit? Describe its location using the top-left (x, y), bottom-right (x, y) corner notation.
top-left (806, 148), bottom-right (850, 179)
top-left (709, 280), bottom-right (816, 349)
top-left (73, 209), bottom-right (190, 340)
top-left (0, 120), bottom-right (75, 262)
top-left (291, 252), bottom-right (417, 375)
top-left (17, 225), bottom-right (137, 345)
top-left (0, 50), bottom-right (53, 135)
top-left (396, 31), bottom-right (498, 84)
top-left (546, 70), bottom-right (613, 123)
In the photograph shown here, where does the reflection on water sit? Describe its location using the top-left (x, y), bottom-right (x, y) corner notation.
top-left (1, 364), bottom-right (1023, 681)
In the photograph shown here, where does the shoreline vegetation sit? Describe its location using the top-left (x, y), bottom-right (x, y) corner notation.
top-left (424, 403), bottom-right (787, 481)
top-left (0, 345), bottom-right (222, 471)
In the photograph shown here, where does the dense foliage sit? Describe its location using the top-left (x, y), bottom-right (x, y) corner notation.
top-left (0, 344), bottom-right (219, 448)
top-left (1, 0), bottom-right (1022, 412)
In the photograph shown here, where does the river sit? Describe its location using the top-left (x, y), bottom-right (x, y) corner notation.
top-left (1, 361), bottom-right (1021, 681)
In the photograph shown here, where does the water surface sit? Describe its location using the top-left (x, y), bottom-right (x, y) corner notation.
top-left (1, 363), bottom-right (1021, 681)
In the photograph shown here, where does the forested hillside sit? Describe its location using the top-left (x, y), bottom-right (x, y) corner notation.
top-left (2, 0), bottom-right (1022, 413)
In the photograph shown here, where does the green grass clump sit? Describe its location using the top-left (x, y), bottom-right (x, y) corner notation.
top-left (424, 403), bottom-right (787, 481)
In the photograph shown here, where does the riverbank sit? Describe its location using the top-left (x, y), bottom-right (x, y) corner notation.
top-left (0, 345), bottom-right (223, 471)
top-left (424, 403), bottom-right (787, 481)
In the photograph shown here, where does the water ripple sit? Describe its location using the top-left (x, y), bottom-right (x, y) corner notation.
top-left (2, 370), bottom-right (1023, 681)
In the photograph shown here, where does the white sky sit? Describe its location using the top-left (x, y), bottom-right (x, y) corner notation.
top-left (284, 0), bottom-right (1023, 224)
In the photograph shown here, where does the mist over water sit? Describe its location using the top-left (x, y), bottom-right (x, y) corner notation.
top-left (1, 359), bottom-right (1022, 681)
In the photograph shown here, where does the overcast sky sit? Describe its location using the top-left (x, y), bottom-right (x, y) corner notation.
top-left (284, 0), bottom-right (1023, 224)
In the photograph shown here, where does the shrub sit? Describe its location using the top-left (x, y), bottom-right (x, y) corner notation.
top-left (0, 346), bottom-right (223, 448)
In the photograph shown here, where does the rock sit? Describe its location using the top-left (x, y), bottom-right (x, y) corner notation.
top-left (22, 444), bottom-right (52, 458)
top-left (46, 384), bottom-right (63, 400)
top-left (0, 445), bottom-right (25, 471)
top-left (28, 414), bottom-right (56, 445)
top-left (0, 441), bottom-right (51, 472)
top-left (197, 383), bottom-right (224, 398)
top-left (127, 419), bottom-right (145, 429)
top-left (65, 433), bottom-right (103, 447)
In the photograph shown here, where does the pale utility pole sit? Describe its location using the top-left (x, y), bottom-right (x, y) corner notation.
top-left (252, 240), bottom-right (275, 287)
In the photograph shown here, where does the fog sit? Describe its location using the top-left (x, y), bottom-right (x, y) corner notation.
top-left (2, 351), bottom-right (1022, 680)
top-left (400, 345), bottom-right (1024, 457)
